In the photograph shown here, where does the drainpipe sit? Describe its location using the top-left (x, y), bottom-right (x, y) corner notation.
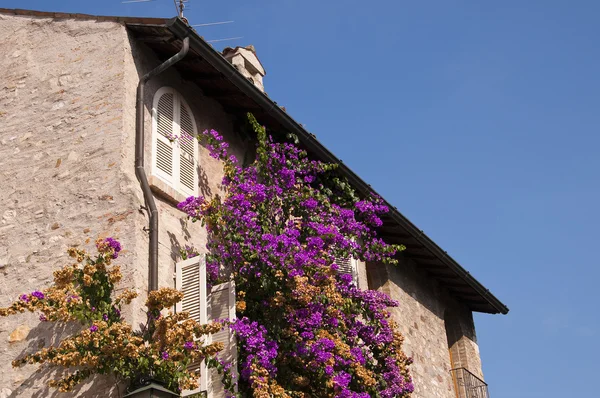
top-left (135, 36), bottom-right (190, 293)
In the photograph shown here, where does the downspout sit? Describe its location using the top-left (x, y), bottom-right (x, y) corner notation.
top-left (135, 36), bottom-right (190, 293)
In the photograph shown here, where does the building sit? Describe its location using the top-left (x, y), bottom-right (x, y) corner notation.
top-left (0, 8), bottom-right (508, 398)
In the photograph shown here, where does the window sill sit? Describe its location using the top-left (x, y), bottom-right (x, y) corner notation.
top-left (149, 175), bottom-right (190, 208)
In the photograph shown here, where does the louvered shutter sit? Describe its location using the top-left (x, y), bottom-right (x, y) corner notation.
top-left (207, 281), bottom-right (238, 397)
top-left (335, 256), bottom-right (358, 285)
top-left (178, 99), bottom-right (198, 196)
top-left (153, 90), bottom-right (175, 184)
top-left (152, 87), bottom-right (198, 196)
top-left (176, 256), bottom-right (209, 396)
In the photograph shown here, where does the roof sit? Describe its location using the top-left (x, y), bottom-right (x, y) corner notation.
top-left (0, 7), bottom-right (168, 25)
top-left (0, 8), bottom-right (509, 315)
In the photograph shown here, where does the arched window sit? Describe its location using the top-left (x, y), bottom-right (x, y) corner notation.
top-left (152, 87), bottom-right (198, 197)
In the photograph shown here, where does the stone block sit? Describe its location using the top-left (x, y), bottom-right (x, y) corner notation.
top-left (8, 325), bottom-right (30, 343)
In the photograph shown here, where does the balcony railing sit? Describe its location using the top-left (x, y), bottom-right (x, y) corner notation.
top-left (450, 367), bottom-right (489, 398)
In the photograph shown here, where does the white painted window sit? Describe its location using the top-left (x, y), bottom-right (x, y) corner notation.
top-left (176, 255), bottom-right (238, 398)
top-left (152, 87), bottom-right (198, 197)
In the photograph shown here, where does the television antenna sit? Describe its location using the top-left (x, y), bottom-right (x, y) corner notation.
top-left (192, 20), bottom-right (234, 27)
top-left (120, 0), bottom-right (187, 18)
top-left (206, 37), bottom-right (243, 43)
top-left (121, 0), bottom-right (243, 44)
top-left (174, 0), bottom-right (189, 18)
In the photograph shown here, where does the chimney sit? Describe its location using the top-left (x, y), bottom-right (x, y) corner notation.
top-left (223, 45), bottom-right (266, 92)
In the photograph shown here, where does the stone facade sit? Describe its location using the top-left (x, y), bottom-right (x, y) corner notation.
top-left (0, 11), bottom-right (487, 398)
top-left (367, 254), bottom-right (484, 398)
top-left (0, 13), bottom-right (142, 397)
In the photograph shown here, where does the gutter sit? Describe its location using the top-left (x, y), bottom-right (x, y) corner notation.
top-left (165, 18), bottom-right (508, 315)
top-left (135, 35), bottom-right (190, 293)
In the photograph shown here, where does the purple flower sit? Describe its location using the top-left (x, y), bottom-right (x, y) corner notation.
top-left (350, 347), bottom-right (365, 365)
top-left (104, 237), bottom-right (122, 259)
top-left (31, 291), bottom-right (44, 300)
top-left (231, 318), bottom-right (278, 381)
top-left (89, 325), bottom-right (98, 332)
top-left (301, 198), bottom-right (318, 209)
top-left (39, 314), bottom-right (47, 322)
top-left (333, 371), bottom-right (352, 388)
top-left (184, 341), bottom-right (195, 350)
top-left (161, 351), bottom-right (169, 360)
top-left (181, 244), bottom-right (199, 260)
top-left (19, 294), bottom-right (30, 302)
top-left (338, 273), bottom-right (353, 285)
top-left (102, 314), bottom-right (109, 321)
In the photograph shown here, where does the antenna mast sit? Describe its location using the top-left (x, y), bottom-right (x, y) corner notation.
top-left (174, 0), bottom-right (187, 18)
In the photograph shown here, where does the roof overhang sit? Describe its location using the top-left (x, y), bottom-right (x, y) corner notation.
top-left (0, 8), bottom-right (508, 314)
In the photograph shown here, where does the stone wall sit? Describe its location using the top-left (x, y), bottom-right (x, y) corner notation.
top-left (366, 253), bottom-right (484, 398)
top-left (0, 13), bottom-right (143, 398)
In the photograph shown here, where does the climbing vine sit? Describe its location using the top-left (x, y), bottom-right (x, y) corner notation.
top-left (178, 114), bottom-right (414, 397)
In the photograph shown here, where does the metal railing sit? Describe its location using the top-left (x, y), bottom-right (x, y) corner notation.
top-left (450, 367), bottom-right (489, 398)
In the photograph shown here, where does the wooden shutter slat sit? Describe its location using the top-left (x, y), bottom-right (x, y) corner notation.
top-left (156, 92), bottom-right (174, 138)
top-left (154, 91), bottom-right (175, 181)
top-left (180, 154), bottom-right (195, 191)
top-left (156, 140), bottom-right (173, 176)
top-left (178, 99), bottom-right (196, 194)
top-left (179, 104), bottom-right (195, 154)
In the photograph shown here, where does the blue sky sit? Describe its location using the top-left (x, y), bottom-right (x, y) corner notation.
top-left (4, 0), bottom-right (600, 396)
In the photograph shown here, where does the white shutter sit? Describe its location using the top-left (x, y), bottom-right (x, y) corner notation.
top-left (178, 98), bottom-right (198, 196)
top-left (207, 281), bottom-right (238, 398)
top-left (176, 256), bottom-right (209, 396)
top-left (176, 256), bottom-right (206, 323)
top-left (152, 87), bottom-right (198, 196)
top-left (335, 256), bottom-right (358, 286)
top-left (153, 90), bottom-right (175, 183)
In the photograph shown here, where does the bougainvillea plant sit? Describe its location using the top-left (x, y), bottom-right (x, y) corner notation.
top-left (178, 114), bottom-right (414, 397)
top-left (180, 244), bottom-right (200, 261)
top-left (0, 238), bottom-right (227, 394)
